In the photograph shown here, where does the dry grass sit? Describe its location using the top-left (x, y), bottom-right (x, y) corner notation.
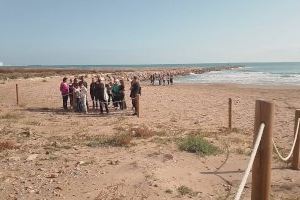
top-left (0, 112), bottom-right (22, 120)
top-left (165, 189), bottom-right (173, 194)
top-left (189, 129), bottom-right (217, 138)
top-left (87, 133), bottom-right (132, 147)
top-left (130, 125), bottom-right (154, 138)
top-left (24, 120), bottom-right (42, 126)
top-left (0, 141), bottom-right (17, 151)
top-left (177, 185), bottom-right (197, 196)
top-left (114, 126), bottom-right (127, 132)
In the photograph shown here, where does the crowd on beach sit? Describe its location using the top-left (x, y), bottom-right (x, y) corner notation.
top-left (59, 76), bottom-right (141, 115)
top-left (149, 73), bottom-right (174, 86)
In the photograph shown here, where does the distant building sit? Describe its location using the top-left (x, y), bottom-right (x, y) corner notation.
top-left (0, 62), bottom-right (3, 66)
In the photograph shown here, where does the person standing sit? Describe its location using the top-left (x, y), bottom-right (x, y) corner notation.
top-left (130, 76), bottom-right (141, 115)
top-left (94, 78), bottom-right (101, 109)
top-left (112, 79), bottom-right (120, 109)
top-left (60, 77), bottom-right (69, 110)
top-left (90, 78), bottom-right (96, 109)
top-left (150, 74), bottom-right (155, 85)
top-left (99, 77), bottom-right (109, 114)
top-left (170, 74), bottom-right (174, 85)
top-left (79, 76), bottom-right (89, 109)
top-left (105, 80), bottom-right (113, 105)
top-left (72, 78), bottom-right (79, 109)
top-left (162, 74), bottom-right (166, 86)
top-left (74, 83), bottom-right (81, 112)
top-left (68, 79), bottom-right (74, 109)
top-left (119, 79), bottom-right (127, 110)
top-left (158, 74), bottom-right (162, 85)
top-left (79, 82), bottom-right (88, 114)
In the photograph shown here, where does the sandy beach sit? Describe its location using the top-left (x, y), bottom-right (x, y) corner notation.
top-left (0, 74), bottom-right (299, 200)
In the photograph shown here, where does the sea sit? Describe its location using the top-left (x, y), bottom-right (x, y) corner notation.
top-left (5, 62), bottom-right (300, 85)
top-left (176, 62), bottom-right (300, 85)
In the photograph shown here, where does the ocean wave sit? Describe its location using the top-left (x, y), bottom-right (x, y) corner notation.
top-left (177, 70), bottom-right (300, 85)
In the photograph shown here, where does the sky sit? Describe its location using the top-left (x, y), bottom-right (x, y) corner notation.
top-left (0, 0), bottom-right (300, 65)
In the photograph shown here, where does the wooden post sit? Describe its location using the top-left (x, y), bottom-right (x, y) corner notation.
top-left (228, 98), bottom-right (232, 130)
top-left (292, 109), bottom-right (300, 170)
top-left (16, 84), bottom-right (19, 106)
top-left (136, 95), bottom-right (140, 118)
top-left (251, 100), bottom-right (274, 200)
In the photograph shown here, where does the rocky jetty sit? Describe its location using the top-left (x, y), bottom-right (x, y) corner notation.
top-left (0, 65), bottom-right (242, 81)
top-left (108, 65), bottom-right (241, 81)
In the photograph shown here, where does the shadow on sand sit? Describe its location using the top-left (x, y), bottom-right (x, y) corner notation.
top-left (23, 107), bottom-right (135, 118)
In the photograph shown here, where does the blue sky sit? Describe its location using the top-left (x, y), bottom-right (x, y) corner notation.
top-left (0, 0), bottom-right (300, 65)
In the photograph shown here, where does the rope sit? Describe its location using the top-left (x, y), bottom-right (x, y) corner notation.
top-left (234, 123), bottom-right (265, 200)
top-left (272, 118), bottom-right (300, 161)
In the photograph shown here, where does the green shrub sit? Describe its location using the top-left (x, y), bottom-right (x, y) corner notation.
top-left (179, 135), bottom-right (219, 156)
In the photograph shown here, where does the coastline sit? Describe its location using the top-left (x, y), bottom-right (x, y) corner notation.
top-left (172, 82), bottom-right (300, 90)
top-left (0, 65), bottom-right (240, 81)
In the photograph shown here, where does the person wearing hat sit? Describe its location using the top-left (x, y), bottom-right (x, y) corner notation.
top-left (130, 76), bottom-right (141, 115)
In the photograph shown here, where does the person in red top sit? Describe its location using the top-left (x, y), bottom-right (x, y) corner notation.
top-left (60, 77), bottom-right (69, 110)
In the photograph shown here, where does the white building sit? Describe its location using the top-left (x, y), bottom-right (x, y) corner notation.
top-left (0, 62), bottom-right (3, 66)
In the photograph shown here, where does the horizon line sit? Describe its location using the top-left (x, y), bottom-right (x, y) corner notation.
top-left (1, 61), bottom-right (300, 67)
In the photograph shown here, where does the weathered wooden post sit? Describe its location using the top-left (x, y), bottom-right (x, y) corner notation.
top-left (136, 95), bottom-right (140, 118)
top-left (292, 109), bottom-right (300, 170)
top-left (251, 100), bottom-right (274, 200)
top-left (229, 98), bottom-right (232, 130)
top-left (16, 84), bottom-right (19, 106)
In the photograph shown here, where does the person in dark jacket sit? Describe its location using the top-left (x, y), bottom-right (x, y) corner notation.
top-left (170, 74), bottom-right (174, 85)
top-left (72, 78), bottom-right (79, 110)
top-left (68, 79), bottom-right (74, 109)
top-left (94, 78), bottom-right (101, 109)
top-left (90, 78), bottom-right (96, 109)
top-left (119, 79), bottom-right (126, 110)
top-left (130, 76), bottom-right (141, 115)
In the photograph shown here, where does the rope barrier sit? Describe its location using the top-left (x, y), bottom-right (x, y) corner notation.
top-left (234, 123), bottom-right (265, 200)
top-left (272, 118), bottom-right (300, 161)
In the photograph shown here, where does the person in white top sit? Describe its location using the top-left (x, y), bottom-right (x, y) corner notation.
top-left (79, 82), bottom-right (88, 113)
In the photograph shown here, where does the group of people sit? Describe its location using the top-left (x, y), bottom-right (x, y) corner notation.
top-left (60, 75), bottom-right (141, 115)
top-left (150, 73), bottom-right (174, 86)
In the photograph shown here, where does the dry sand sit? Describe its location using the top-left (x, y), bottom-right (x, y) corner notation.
top-left (0, 76), bottom-right (299, 200)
